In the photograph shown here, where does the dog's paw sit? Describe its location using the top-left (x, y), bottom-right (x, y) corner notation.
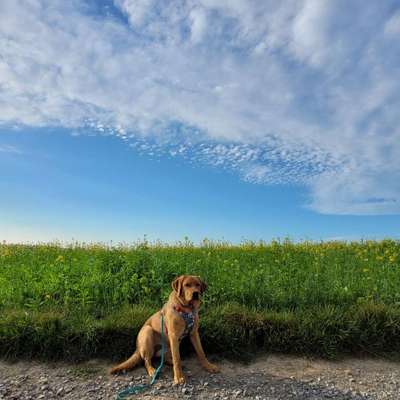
top-left (203, 362), bottom-right (220, 373)
top-left (173, 375), bottom-right (186, 385)
top-left (147, 366), bottom-right (156, 377)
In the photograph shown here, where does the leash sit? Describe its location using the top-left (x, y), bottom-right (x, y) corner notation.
top-left (116, 314), bottom-right (166, 399)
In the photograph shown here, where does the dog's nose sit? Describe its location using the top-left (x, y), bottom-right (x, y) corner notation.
top-left (192, 292), bottom-right (199, 300)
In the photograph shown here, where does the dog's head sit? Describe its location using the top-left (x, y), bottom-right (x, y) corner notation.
top-left (171, 275), bottom-right (207, 305)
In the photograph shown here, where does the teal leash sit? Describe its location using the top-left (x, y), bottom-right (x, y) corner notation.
top-left (116, 314), bottom-right (166, 399)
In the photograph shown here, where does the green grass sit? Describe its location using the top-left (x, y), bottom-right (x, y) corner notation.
top-left (1, 238), bottom-right (400, 361)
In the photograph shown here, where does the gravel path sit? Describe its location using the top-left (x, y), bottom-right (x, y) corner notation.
top-left (1, 354), bottom-right (399, 399)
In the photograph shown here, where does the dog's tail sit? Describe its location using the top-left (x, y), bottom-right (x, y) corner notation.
top-left (109, 350), bottom-right (141, 374)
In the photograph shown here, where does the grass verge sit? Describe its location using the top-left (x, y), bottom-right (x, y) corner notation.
top-left (1, 302), bottom-right (400, 362)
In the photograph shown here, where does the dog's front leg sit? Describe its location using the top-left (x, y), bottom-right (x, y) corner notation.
top-left (169, 333), bottom-right (185, 384)
top-left (190, 330), bottom-right (220, 373)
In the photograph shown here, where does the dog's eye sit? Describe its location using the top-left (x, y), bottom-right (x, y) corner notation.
top-left (196, 283), bottom-right (200, 287)
top-left (185, 283), bottom-right (190, 287)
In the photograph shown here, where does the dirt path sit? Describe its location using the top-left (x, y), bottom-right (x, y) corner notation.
top-left (1, 354), bottom-right (399, 399)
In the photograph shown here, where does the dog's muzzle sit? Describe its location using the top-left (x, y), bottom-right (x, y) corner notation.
top-left (192, 292), bottom-right (200, 300)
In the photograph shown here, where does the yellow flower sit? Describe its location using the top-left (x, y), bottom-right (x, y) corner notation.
top-left (55, 255), bottom-right (64, 262)
top-left (1, 248), bottom-right (11, 257)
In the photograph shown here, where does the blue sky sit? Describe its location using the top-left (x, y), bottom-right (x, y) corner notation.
top-left (1, 0), bottom-right (400, 243)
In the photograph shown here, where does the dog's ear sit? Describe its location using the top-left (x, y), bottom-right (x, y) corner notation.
top-left (172, 275), bottom-right (186, 297)
top-left (196, 276), bottom-right (208, 294)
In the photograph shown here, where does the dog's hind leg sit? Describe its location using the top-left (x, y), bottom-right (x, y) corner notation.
top-left (137, 325), bottom-right (156, 377)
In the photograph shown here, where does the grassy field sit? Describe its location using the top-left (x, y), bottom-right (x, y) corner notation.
top-left (1, 239), bottom-right (400, 361)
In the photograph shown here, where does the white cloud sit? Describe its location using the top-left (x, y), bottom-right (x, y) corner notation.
top-left (309, 167), bottom-right (400, 215)
top-left (385, 11), bottom-right (400, 36)
top-left (242, 164), bottom-right (270, 184)
top-left (114, 0), bottom-right (154, 28)
top-left (189, 7), bottom-right (207, 44)
top-left (0, 0), bottom-right (400, 214)
top-left (0, 144), bottom-right (22, 154)
top-left (290, 0), bottom-right (333, 67)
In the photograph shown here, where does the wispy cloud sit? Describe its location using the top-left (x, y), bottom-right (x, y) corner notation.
top-left (0, 144), bottom-right (22, 154)
top-left (1, 0), bottom-right (399, 214)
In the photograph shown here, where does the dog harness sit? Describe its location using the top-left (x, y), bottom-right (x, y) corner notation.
top-left (163, 305), bottom-right (197, 340)
top-left (173, 305), bottom-right (197, 340)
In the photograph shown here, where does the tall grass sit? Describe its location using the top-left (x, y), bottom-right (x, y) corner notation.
top-left (1, 239), bottom-right (400, 360)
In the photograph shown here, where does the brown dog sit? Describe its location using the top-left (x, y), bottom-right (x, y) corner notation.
top-left (109, 275), bottom-right (219, 384)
